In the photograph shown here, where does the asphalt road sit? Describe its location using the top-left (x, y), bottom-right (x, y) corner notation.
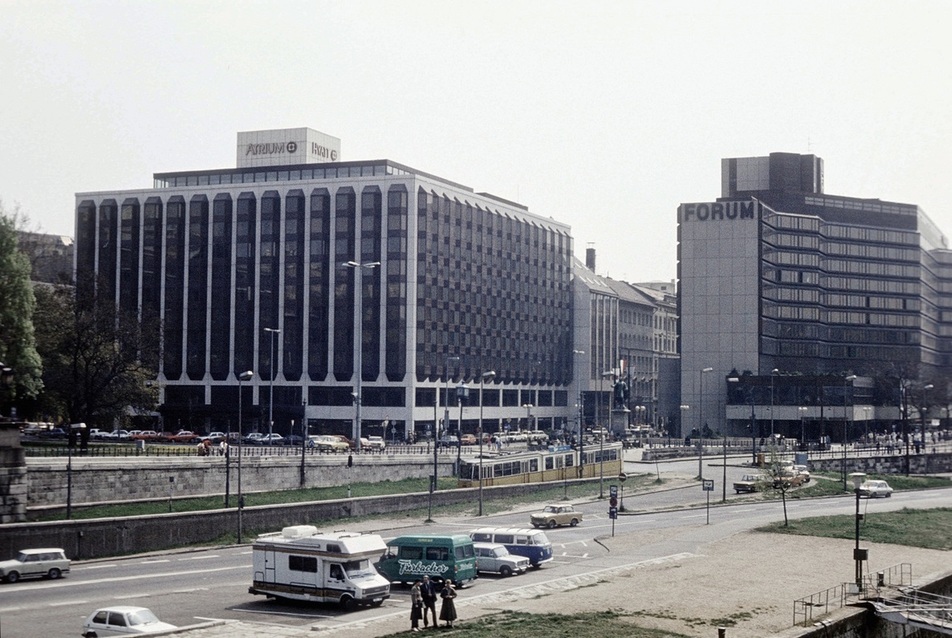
top-left (2, 453), bottom-right (946, 637)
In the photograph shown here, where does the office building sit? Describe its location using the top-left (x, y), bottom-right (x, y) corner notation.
top-left (74, 128), bottom-right (575, 441)
top-left (678, 152), bottom-right (951, 440)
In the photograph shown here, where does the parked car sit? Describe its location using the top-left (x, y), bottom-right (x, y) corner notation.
top-left (310, 435), bottom-right (350, 452)
top-left (205, 431), bottom-right (227, 443)
top-left (772, 467), bottom-right (806, 489)
top-left (130, 430), bottom-right (159, 441)
top-left (858, 479), bottom-right (893, 498)
top-left (283, 434), bottom-right (305, 446)
top-left (473, 542), bottom-right (530, 576)
top-left (256, 433), bottom-right (285, 445)
top-left (438, 434), bottom-right (459, 448)
top-left (789, 464), bottom-right (811, 483)
top-left (733, 473), bottom-right (762, 493)
top-left (167, 430), bottom-right (201, 444)
top-left (530, 504), bottom-right (582, 528)
top-left (0, 548), bottom-right (70, 583)
top-left (104, 430), bottom-right (130, 441)
top-left (365, 435), bottom-right (386, 450)
top-left (243, 432), bottom-right (265, 445)
top-left (81, 606), bottom-right (176, 636)
top-left (460, 433), bottom-right (477, 445)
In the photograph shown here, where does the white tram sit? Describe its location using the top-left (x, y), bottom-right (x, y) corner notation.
top-left (458, 442), bottom-right (624, 487)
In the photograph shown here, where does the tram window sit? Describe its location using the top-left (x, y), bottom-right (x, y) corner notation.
top-left (545, 457), bottom-right (554, 470)
top-left (565, 454), bottom-right (574, 467)
top-left (529, 459), bottom-right (538, 472)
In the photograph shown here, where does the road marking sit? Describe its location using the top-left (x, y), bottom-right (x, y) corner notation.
top-left (178, 555), bottom-right (218, 561)
top-left (142, 559), bottom-right (171, 564)
top-left (48, 599), bottom-right (89, 607)
top-left (80, 564), bottom-right (118, 570)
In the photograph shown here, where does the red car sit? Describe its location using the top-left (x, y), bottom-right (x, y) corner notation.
top-left (167, 430), bottom-right (201, 444)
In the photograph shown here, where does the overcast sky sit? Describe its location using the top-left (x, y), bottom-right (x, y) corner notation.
top-left (2, 1), bottom-right (950, 283)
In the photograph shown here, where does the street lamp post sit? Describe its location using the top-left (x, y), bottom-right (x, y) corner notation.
top-left (66, 422), bottom-right (86, 519)
top-left (600, 371), bottom-right (616, 499)
top-left (698, 367), bottom-right (713, 479)
top-left (849, 472), bottom-right (868, 591)
top-left (263, 327), bottom-right (280, 446)
top-left (770, 368), bottom-right (779, 439)
top-left (456, 384), bottom-right (469, 472)
top-left (573, 350), bottom-right (585, 478)
top-left (344, 260), bottom-right (380, 453)
top-left (0, 363), bottom-right (13, 418)
top-left (920, 383), bottom-right (933, 456)
top-left (430, 355), bottom-right (459, 521)
top-left (236, 370), bottom-right (254, 543)
top-left (478, 371), bottom-right (495, 517)
top-left (798, 407), bottom-right (808, 451)
top-left (842, 375), bottom-right (857, 489)
top-left (863, 406), bottom-right (871, 446)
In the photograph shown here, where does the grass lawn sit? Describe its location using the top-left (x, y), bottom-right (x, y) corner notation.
top-left (379, 610), bottom-right (692, 638)
top-left (757, 506), bottom-right (952, 550)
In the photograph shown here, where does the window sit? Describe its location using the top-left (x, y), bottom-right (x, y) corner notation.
top-left (288, 555), bottom-right (317, 573)
top-left (425, 547), bottom-right (448, 560)
top-left (400, 546), bottom-right (423, 559)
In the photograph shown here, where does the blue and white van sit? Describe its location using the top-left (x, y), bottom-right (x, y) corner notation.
top-left (468, 527), bottom-right (553, 567)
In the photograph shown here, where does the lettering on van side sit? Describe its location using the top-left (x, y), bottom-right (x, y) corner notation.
top-left (397, 560), bottom-right (450, 576)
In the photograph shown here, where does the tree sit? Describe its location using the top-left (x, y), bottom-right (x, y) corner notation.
top-left (0, 201), bottom-right (43, 417)
top-left (32, 281), bottom-right (159, 429)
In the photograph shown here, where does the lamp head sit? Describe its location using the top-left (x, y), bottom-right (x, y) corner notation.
top-left (849, 472), bottom-right (866, 490)
top-left (238, 370), bottom-right (254, 381)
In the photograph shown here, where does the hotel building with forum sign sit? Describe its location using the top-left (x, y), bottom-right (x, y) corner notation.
top-left (74, 128), bottom-right (575, 442)
top-left (677, 152), bottom-right (952, 443)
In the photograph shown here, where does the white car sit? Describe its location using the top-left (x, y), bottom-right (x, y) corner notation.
top-left (858, 480), bottom-right (893, 498)
top-left (82, 606), bottom-right (176, 636)
top-left (473, 542), bottom-right (530, 576)
top-left (365, 435), bottom-right (386, 450)
top-left (0, 548), bottom-right (70, 583)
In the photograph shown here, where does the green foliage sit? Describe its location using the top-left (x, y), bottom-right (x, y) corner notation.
top-left (0, 202), bottom-right (43, 406)
top-left (757, 507), bottom-right (952, 550)
top-left (32, 282), bottom-right (159, 427)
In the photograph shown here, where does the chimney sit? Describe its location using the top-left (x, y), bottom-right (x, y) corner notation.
top-left (586, 245), bottom-right (596, 271)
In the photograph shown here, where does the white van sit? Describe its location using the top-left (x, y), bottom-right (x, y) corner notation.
top-left (469, 527), bottom-right (553, 567)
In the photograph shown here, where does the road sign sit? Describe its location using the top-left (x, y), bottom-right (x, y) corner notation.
top-left (618, 472), bottom-right (627, 482)
top-left (609, 496), bottom-right (618, 508)
top-left (608, 507), bottom-right (618, 519)
top-left (702, 479), bottom-right (714, 491)
top-left (610, 485), bottom-right (618, 497)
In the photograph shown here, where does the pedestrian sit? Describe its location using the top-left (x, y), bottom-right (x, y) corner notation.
top-left (409, 580), bottom-right (423, 632)
top-left (439, 579), bottom-right (458, 628)
top-left (218, 439), bottom-right (228, 456)
top-left (419, 574), bottom-right (438, 628)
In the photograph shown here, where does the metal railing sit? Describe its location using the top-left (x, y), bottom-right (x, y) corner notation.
top-left (792, 562), bottom-right (913, 627)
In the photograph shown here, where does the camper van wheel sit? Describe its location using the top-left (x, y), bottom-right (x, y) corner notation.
top-left (371, 599), bottom-right (384, 607)
top-left (341, 596), bottom-right (358, 612)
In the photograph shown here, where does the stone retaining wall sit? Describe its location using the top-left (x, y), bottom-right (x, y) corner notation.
top-left (26, 452), bottom-right (455, 508)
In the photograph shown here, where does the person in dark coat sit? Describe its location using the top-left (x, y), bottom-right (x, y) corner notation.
top-left (439, 579), bottom-right (458, 627)
top-left (409, 580), bottom-right (423, 631)
top-left (419, 575), bottom-right (438, 628)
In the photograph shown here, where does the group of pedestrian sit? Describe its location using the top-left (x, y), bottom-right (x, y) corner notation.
top-left (409, 575), bottom-right (457, 631)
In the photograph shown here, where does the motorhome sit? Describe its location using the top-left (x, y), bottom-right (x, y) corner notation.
top-left (249, 526), bottom-right (390, 611)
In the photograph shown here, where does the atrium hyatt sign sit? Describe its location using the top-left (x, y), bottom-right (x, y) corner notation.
top-left (237, 127), bottom-right (342, 169)
top-left (679, 199), bottom-right (762, 223)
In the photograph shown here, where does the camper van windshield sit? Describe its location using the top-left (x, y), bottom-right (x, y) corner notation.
top-left (344, 559), bottom-right (375, 577)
